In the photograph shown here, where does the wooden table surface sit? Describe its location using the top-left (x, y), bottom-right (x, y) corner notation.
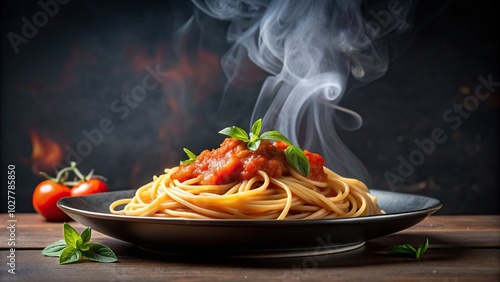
top-left (1, 214), bottom-right (499, 281)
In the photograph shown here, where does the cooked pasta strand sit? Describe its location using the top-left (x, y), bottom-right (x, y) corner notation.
top-left (109, 166), bottom-right (384, 219)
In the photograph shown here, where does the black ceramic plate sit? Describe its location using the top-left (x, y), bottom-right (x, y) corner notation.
top-left (58, 190), bottom-right (442, 258)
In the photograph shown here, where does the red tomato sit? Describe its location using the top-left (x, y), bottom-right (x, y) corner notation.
top-left (32, 180), bottom-right (71, 222)
top-left (70, 179), bottom-right (109, 197)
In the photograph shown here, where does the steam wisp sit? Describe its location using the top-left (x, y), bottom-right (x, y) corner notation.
top-left (191, 0), bottom-right (416, 183)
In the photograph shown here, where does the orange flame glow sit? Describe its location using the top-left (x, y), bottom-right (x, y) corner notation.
top-left (131, 47), bottom-right (222, 184)
top-left (29, 129), bottom-right (63, 175)
top-left (156, 49), bottom-right (221, 142)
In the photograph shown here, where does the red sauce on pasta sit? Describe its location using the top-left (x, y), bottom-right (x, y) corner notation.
top-left (171, 138), bottom-right (327, 185)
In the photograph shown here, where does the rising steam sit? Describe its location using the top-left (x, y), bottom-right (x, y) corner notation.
top-left (191, 0), bottom-right (417, 183)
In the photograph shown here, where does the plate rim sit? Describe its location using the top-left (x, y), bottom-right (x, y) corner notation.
top-left (57, 189), bottom-right (443, 226)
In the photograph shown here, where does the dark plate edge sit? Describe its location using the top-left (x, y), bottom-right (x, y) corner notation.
top-left (57, 189), bottom-right (443, 227)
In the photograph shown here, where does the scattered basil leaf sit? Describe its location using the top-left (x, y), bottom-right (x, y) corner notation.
top-left (82, 243), bottom-right (118, 263)
top-left (59, 246), bottom-right (82, 265)
top-left (387, 238), bottom-right (429, 259)
top-left (63, 222), bottom-right (81, 247)
top-left (180, 148), bottom-right (197, 165)
top-left (43, 222), bottom-right (117, 265)
top-left (387, 244), bottom-right (417, 255)
top-left (285, 145), bottom-right (311, 176)
top-left (80, 227), bottom-right (91, 245)
top-left (42, 240), bottom-right (67, 257)
top-left (79, 243), bottom-right (90, 252)
top-left (416, 238), bottom-right (429, 259)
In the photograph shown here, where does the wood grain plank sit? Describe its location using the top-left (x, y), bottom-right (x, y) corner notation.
top-left (1, 248), bottom-right (498, 281)
top-left (2, 214), bottom-right (499, 249)
top-left (2, 214), bottom-right (499, 281)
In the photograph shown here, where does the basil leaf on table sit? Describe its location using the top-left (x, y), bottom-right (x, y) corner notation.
top-left (42, 222), bottom-right (117, 265)
top-left (387, 238), bottom-right (429, 259)
top-left (82, 243), bottom-right (118, 263)
top-left (41, 240), bottom-right (67, 257)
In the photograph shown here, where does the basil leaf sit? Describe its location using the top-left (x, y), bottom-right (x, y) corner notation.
top-left (80, 243), bottom-right (90, 252)
top-left (44, 223), bottom-right (118, 264)
top-left (63, 222), bottom-right (81, 248)
top-left (387, 238), bottom-right (429, 259)
top-left (247, 139), bottom-right (261, 151)
top-left (387, 244), bottom-right (417, 256)
top-left (260, 130), bottom-right (292, 144)
top-left (184, 148), bottom-right (197, 160)
top-left (181, 148), bottom-right (197, 165)
top-left (285, 145), bottom-right (310, 176)
top-left (218, 119), bottom-right (310, 176)
top-left (415, 238), bottom-right (429, 259)
top-left (218, 126), bottom-right (249, 142)
top-left (82, 243), bottom-right (118, 263)
top-left (80, 227), bottom-right (91, 245)
top-left (59, 246), bottom-right (82, 265)
top-left (249, 132), bottom-right (259, 143)
top-left (251, 118), bottom-right (262, 137)
top-left (42, 240), bottom-right (67, 257)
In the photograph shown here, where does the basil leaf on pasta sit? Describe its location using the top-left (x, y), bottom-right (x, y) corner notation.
top-left (247, 139), bottom-right (261, 151)
top-left (219, 126), bottom-right (249, 142)
top-left (285, 145), bottom-right (310, 176)
top-left (181, 148), bottom-right (197, 164)
top-left (251, 118), bottom-right (262, 137)
top-left (260, 130), bottom-right (292, 144)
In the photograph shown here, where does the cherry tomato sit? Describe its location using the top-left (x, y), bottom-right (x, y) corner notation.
top-left (32, 180), bottom-right (71, 222)
top-left (71, 178), bottom-right (109, 197)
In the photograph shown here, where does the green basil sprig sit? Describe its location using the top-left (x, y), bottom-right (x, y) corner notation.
top-left (387, 238), bottom-right (429, 259)
top-left (180, 148), bottom-right (197, 165)
top-left (219, 118), bottom-right (310, 176)
top-left (42, 222), bottom-right (117, 264)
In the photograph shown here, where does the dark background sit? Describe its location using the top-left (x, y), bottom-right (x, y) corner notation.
top-left (1, 0), bottom-right (498, 214)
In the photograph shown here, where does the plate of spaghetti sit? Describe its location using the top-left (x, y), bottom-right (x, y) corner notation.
top-left (58, 119), bottom-right (442, 258)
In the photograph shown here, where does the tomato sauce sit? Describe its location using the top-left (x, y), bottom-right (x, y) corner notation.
top-left (171, 138), bottom-right (327, 185)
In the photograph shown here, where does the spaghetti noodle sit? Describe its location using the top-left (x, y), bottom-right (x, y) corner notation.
top-left (109, 137), bottom-right (383, 219)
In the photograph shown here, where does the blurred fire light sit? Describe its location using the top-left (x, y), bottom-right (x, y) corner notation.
top-left (157, 49), bottom-right (221, 141)
top-left (129, 48), bottom-right (222, 186)
top-left (29, 128), bottom-right (63, 175)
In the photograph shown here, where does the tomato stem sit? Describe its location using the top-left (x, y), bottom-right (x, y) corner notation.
top-left (39, 162), bottom-right (107, 186)
top-left (40, 166), bottom-right (73, 184)
top-left (39, 171), bottom-right (57, 182)
top-left (70, 162), bottom-right (87, 181)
